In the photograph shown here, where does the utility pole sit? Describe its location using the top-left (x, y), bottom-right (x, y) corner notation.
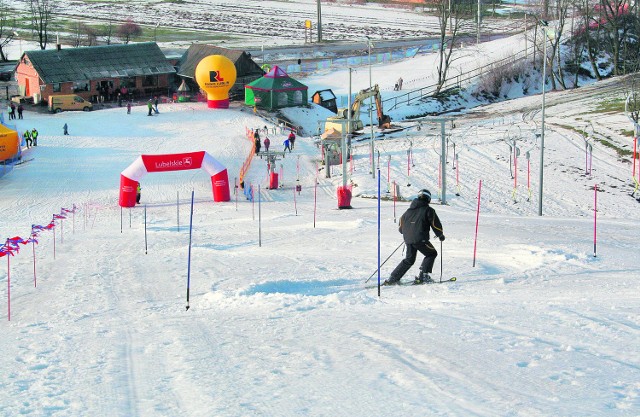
top-left (538, 20), bottom-right (550, 216)
top-left (317, 0), bottom-right (322, 42)
top-left (366, 36), bottom-right (375, 179)
top-left (477, 0), bottom-right (481, 44)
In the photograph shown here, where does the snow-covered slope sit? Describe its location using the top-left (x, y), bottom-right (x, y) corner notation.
top-left (1, 23), bottom-right (639, 417)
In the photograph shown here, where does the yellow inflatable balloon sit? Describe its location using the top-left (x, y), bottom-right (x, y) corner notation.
top-left (195, 55), bottom-right (237, 109)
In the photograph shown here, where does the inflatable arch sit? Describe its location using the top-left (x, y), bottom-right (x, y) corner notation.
top-left (119, 151), bottom-right (230, 207)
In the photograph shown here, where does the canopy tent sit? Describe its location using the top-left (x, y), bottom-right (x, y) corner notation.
top-left (245, 65), bottom-right (308, 111)
top-left (0, 124), bottom-right (20, 162)
top-left (177, 79), bottom-right (190, 93)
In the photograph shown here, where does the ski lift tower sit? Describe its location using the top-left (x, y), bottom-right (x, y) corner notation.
top-left (412, 116), bottom-right (456, 204)
top-left (257, 150), bottom-right (288, 189)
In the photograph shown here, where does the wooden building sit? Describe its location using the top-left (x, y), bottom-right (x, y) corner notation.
top-left (176, 44), bottom-right (264, 100)
top-left (14, 42), bottom-right (176, 104)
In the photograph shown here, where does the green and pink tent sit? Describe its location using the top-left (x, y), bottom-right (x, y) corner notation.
top-left (244, 66), bottom-right (308, 111)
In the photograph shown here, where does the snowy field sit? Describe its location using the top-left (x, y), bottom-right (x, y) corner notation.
top-left (9, 0), bottom-right (526, 50)
top-left (2, 13), bottom-right (640, 417)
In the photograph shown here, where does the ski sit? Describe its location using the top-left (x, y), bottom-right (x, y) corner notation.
top-left (366, 277), bottom-right (456, 289)
top-left (15, 158), bottom-right (35, 166)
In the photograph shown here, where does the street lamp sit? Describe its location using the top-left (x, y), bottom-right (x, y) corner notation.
top-left (538, 20), bottom-right (550, 216)
top-left (366, 35), bottom-right (375, 178)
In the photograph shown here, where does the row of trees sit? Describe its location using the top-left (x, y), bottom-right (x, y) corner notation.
top-left (0, 0), bottom-right (143, 61)
top-left (430, 0), bottom-right (640, 94)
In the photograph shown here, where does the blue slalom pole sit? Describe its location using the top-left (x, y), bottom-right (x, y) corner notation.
top-left (186, 190), bottom-right (194, 311)
top-left (377, 168), bottom-right (381, 296)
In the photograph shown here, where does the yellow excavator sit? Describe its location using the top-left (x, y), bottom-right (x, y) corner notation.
top-left (323, 84), bottom-right (392, 135)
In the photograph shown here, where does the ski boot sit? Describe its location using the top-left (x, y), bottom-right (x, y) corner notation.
top-left (413, 272), bottom-right (434, 285)
top-left (382, 278), bottom-right (400, 286)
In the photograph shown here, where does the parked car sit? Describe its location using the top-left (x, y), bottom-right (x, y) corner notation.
top-left (48, 95), bottom-right (93, 113)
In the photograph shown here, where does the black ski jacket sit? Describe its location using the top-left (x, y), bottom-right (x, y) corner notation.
top-left (398, 198), bottom-right (444, 244)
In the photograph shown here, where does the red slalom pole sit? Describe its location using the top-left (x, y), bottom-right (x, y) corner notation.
top-left (473, 179), bottom-right (482, 267)
top-left (593, 184), bottom-right (598, 257)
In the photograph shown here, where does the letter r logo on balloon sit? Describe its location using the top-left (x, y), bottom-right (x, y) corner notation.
top-left (209, 71), bottom-right (224, 82)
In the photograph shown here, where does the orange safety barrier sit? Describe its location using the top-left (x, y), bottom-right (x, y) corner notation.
top-left (239, 127), bottom-right (257, 187)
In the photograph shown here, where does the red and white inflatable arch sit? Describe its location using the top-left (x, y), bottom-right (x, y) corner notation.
top-left (119, 151), bottom-right (230, 207)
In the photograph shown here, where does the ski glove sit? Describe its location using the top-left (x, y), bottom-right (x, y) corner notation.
top-left (439, 235), bottom-right (445, 241)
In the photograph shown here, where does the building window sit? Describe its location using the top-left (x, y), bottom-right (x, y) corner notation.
top-left (142, 75), bottom-right (158, 87)
top-left (73, 81), bottom-right (90, 92)
top-left (53, 83), bottom-right (61, 92)
top-left (119, 77), bottom-right (136, 88)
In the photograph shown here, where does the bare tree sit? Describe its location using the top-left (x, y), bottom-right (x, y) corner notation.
top-left (0, 0), bottom-right (17, 61)
top-left (71, 22), bottom-right (82, 47)
top-left (74, 23), bottom-right (98, 47)
top-left (117, 19), bottom-right (142, 44)
top-left (29, 0), bottom-right (55, 50)
top-left (434, 0), bottom-right (468, 95)
top-left (598, 0), bottom-right (635, 75)
top-left (546, 0), bottom-right (571, 90)
top-left (102, 19), bottom-right (114, 45)
top-left (575, 0), bottom-right (604, 81)
top-left (83, 24), bottom-right (98, 46)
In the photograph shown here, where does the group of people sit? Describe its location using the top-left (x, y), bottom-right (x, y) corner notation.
top-left (7, 102), bottom-right (25, 120)
top-left (147, 97), bottom-right (160, 116)
top-left (95, 84), bottom-right (131, 103)
top-left (253, 129), bottom-right (296, 154)
top-left (22, 128), bottom-right (39, 148)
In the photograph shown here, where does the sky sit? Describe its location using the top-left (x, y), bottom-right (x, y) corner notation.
top-left (1, 12), bottom-right (640, 417)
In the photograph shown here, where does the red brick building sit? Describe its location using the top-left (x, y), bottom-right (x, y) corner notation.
top-left (14, 42), bottom-right (176, 104)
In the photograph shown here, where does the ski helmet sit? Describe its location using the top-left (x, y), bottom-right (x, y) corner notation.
top-left (417, 189), bottom-right (431, 203)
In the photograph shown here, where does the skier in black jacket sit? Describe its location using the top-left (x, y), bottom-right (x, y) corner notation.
top-left (384, 189), bottom-right (445, 285)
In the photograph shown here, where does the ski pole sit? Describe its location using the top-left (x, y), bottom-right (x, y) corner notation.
top-left (440, 239), bottom-right (443, 283)
top-left (365, 241), bottom-right (404, 283)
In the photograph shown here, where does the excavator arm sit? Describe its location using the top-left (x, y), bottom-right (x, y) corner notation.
top-left (325, 84), bottom-right (392, 134)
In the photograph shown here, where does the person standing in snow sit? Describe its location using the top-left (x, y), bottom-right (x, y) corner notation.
top-left (283, 138), bottom-right (291, 153)
top-left (384, 189), bottom-right (445, 285)
top-left (263, 137), bottom-right (270, 152)
top-left (31, 128), bottom-right (39, 146)
top-left (24, 130), bottom-right (32, 148)
top-left (136, 184), bottom-right (141, 204)
top-left (147, 99), bottom-right (153, 116)
top-left (63, 123), bottom-right (69, 135)
top-left (254, 135), bottom-right (261, 154)
top-left (17, 104), bottom-right (24, 119)
top-left (127, 101), bottom-right (132, 114)
top-left (288, 131), bottom-right (296, 150)
top-left (154, 96), bottom-right (159, 114)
